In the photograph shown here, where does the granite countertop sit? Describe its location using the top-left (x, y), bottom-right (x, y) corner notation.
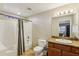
top-left (48, 37), bottom-right (79, 48)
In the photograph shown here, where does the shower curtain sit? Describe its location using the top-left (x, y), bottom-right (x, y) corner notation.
top-left (0, 14), bottom-right (32, 56)
top-left (23, 21), bottom-right (32, 51)
top-left (17, 20), bottom-right (32, 56)
top-left (0, 15), bottom-right (18, 56)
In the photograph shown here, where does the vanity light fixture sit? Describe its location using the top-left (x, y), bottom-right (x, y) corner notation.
top-left (55, 9), bottom-right (75, 17)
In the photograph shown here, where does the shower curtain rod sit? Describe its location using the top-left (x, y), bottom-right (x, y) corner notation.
top-left (0, 12), bottom-right (32, 22)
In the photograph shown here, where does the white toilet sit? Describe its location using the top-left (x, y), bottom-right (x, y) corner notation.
top-left (34, 39), bottom-right (46, 56)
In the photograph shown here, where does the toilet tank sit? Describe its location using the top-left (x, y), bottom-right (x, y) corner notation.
top-left (38, 40), bottom-right (46, 47)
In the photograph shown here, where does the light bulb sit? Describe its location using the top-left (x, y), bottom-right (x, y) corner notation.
top-left (65, 10), bottom-right (68, 14)
top-left (60, 12), bottom-right (63, 15)
top-left (70, 9), bottom-right (74, 13)
top-left (57, 12), bottom-right (60, 16)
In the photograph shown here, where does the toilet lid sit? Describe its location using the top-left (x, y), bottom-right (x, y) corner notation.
top-left (34, 46), bottom-right (43, 52)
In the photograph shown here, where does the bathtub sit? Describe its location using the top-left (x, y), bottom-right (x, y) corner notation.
top-left (0, 50), bottom-right (17, 56)
top-left (0, 42), bottom-right (17, 56)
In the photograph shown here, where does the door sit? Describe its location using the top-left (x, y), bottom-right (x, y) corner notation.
top-left (66, 25), bottom-right (70, 37)
top-left (23, 21), bottom-right (32, 50)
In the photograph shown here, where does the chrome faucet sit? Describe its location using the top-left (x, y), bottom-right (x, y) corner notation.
top-left (62, 34), bottom-right (64, 40)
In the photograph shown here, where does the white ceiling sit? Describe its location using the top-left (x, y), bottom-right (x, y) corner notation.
top-left (0, 3), bottom-right (67, 17)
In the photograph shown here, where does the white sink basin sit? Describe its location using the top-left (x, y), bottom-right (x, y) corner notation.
top-left (56, 39), bottom-right (72, 44)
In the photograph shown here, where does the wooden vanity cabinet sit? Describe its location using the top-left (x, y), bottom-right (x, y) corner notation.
top-left (48, 47), bottom-right (61, 56)
top-left (71, 47), bottom-right (79, 54)
top-left (62, 51), bottom-right (79, 56)
top-left (54, 43), bottom-right (71, 51)
top-left (48, 42), bottom-right (79, 56)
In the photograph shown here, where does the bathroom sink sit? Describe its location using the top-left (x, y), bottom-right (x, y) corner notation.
top-left (56, 39), bottom-right (72, 44)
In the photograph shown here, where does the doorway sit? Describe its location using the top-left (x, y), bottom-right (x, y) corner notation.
top-left (59, 23), bottom-right (70, 37)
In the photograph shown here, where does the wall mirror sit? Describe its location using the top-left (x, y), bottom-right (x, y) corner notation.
top-left (51, 14), bottom-right (78, 38)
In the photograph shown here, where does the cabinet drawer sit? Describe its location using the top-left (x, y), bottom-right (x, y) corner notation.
top-left (48, 42), bottom-right (54, 48)
top-left (48, 47), bottom-right (61, 56)
top-left (72, 47), bottom-right (79, 54)
top-left (62, 51), bottom-right (79, 56)
top-left (54, 43), bottom-right (71, 51)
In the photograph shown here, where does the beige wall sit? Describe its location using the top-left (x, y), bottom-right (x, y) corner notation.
top-left (28, 3), bottom-right (79, 46)
top-left (28, 12), bottom-right (51, 46)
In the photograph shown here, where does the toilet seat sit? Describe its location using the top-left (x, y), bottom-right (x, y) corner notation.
top-left (34, 46), bottom-right (43, 52)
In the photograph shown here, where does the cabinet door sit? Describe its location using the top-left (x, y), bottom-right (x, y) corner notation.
top-left (48, 42), bottom-right (54, 48)
top-left (48, 47), bottom-right (61, 56)
top-left (54, 43), bottom-right (71, 51)
top-left (62, 51), bottom-right (79, 56)
top-left (72, 47), bottom-right (79, 54)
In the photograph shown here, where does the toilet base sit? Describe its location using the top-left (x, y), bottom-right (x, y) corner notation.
top-left (35, 51), bottom-right (43, 56)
